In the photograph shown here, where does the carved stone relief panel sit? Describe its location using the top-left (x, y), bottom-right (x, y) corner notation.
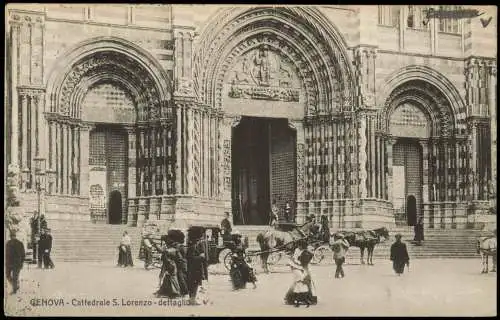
top-left (227, 45), bottom-right (301, 103)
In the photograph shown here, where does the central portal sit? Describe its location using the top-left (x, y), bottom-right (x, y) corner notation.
top-left (232, 117), bottom-right (296, 225)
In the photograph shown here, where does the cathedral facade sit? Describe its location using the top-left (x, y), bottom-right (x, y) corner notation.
top-left (5, 5), bottom-right (497, 229)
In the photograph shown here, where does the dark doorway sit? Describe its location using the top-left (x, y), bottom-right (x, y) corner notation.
top-left (232, 117), bottom-right (296, 225)
top-left (109, 190), bottom-right (122, 224)
top-left (407, 195), bottom-right (417, 226)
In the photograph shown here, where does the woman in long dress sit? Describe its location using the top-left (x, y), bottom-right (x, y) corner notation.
top-left (154, 234), bottom-right (181, 298)
top-left (229, 231), bottom-right (257, 290)
top-left (186, 227), bottom-right (208, 305)
top-left (169, 229), bottom-right (189, 297)
top-left (117, 231), bottom-right (134, 267)
top-left (284, 240), bottom-right (317, 307)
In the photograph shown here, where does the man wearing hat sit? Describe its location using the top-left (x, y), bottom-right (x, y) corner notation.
top-left (221, 212), bottom-right (233, 243)
top-left (390, 233), bottom-right (410, 275)
top-left (6, 231), bottom-right (25, 294)
top-left (186, 226), bottom-right (208, 305)
top-left (39, 228), bottom-right (54, 269)
top-left (40, 228), bottom-right (54, 269)
top-left (331, 234), bottom-right (350, 279)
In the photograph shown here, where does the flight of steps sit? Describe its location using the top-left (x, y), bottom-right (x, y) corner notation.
top-left (48, 221), bottom-right (142, 263)
top-left (236, 225), bottom-right (490, 260)
top-left (42, 221), bottom-right (492, 263)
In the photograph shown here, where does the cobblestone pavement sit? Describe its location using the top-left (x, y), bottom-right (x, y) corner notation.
top-left (4, 258), bottom-right (496, 317)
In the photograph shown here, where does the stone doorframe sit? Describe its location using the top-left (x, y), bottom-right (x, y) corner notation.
top-left (220, 114), bottom-right (305, 221)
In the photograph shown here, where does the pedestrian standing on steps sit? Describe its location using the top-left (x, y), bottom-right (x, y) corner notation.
top-left (6, 231), bottom-right (25, 294)
top-left (390, 233), bottom-right (410, 276)
top-left (414, 216), bottom-right (424, 246)
top-left (284, 201), bottom-right (292, 223)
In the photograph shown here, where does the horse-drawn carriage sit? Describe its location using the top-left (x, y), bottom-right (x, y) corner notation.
top-left (138, 222), bottom-right (246, 270)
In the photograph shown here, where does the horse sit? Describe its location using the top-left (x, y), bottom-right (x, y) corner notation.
top-left (332, 227), bottom-right (390, 265)
top-left (256, 221), bottom-right (316, 273)
top-left (477, 234), bottom-right (497, 273)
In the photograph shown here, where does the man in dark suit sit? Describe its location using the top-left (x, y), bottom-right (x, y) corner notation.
top-left (39, 228), bottom-right (55, 269)
top-left (6, 231), bottom-right (26, 294)
top-left (390, 234), bottom-right (410, 275)
top-left (221, 212), bottom-right (232, 243)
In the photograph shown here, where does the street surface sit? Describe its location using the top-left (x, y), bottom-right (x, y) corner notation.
top-left (4, 258), bottom-right (496, 317)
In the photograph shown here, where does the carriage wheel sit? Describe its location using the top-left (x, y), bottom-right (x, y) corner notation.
top-left (222, 250), bottom-right (233, 271)
top-left (311, 245), bottom-right (331, 265)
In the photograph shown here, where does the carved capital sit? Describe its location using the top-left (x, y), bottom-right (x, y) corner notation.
top-left (224, 115), bottom-right (242, 128)
top-left (174, 77), bottom-right (195, 97)
top-left (387, 136), bottom-right (398, 146)
top-left (80, 122), bottom-right (95, 131)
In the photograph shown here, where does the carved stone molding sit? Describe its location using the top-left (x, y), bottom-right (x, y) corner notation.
top-left (8, 11), bottom-right (44, 26)
top-left (296, 143), bottom-right (305, 201)
top-left (174, 77), bottom-right (195, 97)
top-left (194, 7), bottom-right (354, 114)
top-left (384, 80), bottom-right (454, 137)
top-left (56, 51), bottom-right (162, 121)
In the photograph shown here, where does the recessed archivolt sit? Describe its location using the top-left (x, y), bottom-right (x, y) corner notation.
top-left (52, 51), bottom-right (162, 121)
top-left (383, 80), bottom-right (456, 137)
top-left (193, 6), bottom-right (355, 114)
top-left (45, 37), bottom-right (172, 120)
top-left (379, 65), bottom-right (466, 133)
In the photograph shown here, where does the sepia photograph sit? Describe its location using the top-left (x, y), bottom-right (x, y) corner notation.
top-left (3, 4), bottom-right (497, 317)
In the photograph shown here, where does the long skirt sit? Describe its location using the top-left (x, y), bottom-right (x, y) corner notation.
top-left (284, 268), bottom-right (317, 305)
top-left (177, 268), bottom-right (189, 296)
top-left (230, 260), bottom-right (257, 290)
top-left (156, 272), bottom-right (181, 298)
top-left (118, 245), bottom-right (133, 267)
top-left (393, 260), bottom-right (406, 274)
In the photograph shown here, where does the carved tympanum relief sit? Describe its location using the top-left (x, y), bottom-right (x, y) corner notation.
top-left (227, 45), bottom-right (301, 103)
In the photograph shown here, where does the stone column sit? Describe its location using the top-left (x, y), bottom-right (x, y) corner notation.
top-left (358, 116), bottom-right (368, 198)
top-left (186, 107), bottom-right (194, 195)
top-left (386, 136), bottom-right (397, 204)
top-left (222, 115), bottom-right (241, 199)
top-left (419, 139), bottom-right (430, 227)
top-left (175, 104), bottom-right (183, 194)
top-left (217, 112), bottom-right (224, 198)
top-left (488, 62), bottom-right (497, 200)
top-left (30, 95), bottom-right (37, 186)
top-left (10, 22), bottom-right (20, 170)
top-left (290, 119), bottom-right (306, 223)
top-left (21, 93), bottom-right (29, 178)
top-left (126, 127), bottom-right (136, 200)
top-left (79, 124), bottom-right (92, 197)
top-left (471, 123), bottom-right (478, 200)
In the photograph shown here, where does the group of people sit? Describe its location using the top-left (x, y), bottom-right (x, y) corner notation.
top-left (269, 200), bottom-right (293, 225)
top-left (6, 212), bottom-right (55, 295)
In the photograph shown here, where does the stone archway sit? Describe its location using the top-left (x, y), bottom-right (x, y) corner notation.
top-left (383, 78), bottom-right (467, 229)
top-left (44, 38), bottom-right (175, 224)
top-left (192, 7), bottom-right (355, 223)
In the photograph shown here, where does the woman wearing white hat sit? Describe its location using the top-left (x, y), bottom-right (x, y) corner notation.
top-left (284, 239), bottom-right (317, 307)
